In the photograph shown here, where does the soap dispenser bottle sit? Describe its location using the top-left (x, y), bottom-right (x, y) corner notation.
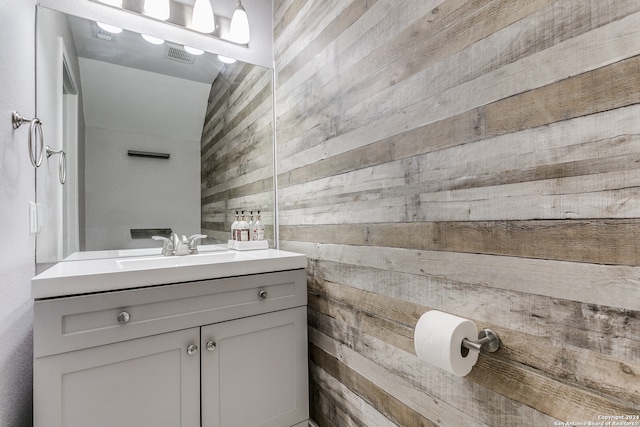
top-left (254, 211), bottom-right (265, 241)
top-left (236, 211), bottom-right (250, 242)
top-left (231, 211), bottom-right (239, 240)
top-left (248, 211), bottom-right (255, 239)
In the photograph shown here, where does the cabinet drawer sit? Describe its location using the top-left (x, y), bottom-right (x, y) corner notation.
top-left (34, 269), bottom-right (306, 358)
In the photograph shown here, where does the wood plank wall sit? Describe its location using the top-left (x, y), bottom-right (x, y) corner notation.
top-left (200, 62), bottom-right (275, 245)
top-left (274, 0), bottom-right (640, 425)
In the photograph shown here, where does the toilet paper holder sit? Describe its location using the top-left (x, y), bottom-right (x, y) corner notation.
top-left (461, 329), bottom-right (501, 354)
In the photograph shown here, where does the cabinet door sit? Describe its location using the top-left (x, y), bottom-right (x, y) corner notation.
top-left (34, 327), bottom-right (200, 427)
top-left (201, 307), bottom-right (309, 427)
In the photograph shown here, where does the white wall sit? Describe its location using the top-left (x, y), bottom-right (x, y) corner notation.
top-left (0, 0), bottom-right (35, 425)
top-left (85, 126), bottom-right (201, 250)
top-left (82, 59), bottom-right (207, 250)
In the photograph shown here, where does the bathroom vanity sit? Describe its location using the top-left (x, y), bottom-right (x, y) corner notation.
top-left (32, 248), bottom-right (309, 427)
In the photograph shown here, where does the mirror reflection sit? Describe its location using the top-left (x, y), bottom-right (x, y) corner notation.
top-left (35, 7), bottom-right (274, 266)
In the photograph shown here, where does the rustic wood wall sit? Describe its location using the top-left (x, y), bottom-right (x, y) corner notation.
top-left (274, 0), bottom-right (640, 425)
top-left (200, 61), bottom-right (275, 244)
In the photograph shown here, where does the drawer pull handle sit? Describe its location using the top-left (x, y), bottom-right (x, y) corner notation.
top-left (187, 344), bottom-right (198, 356)
top-left (117, 311), bottom-right (130, 324)
top-left (258, 290), bottom-right (268, 300)
top-left (206, 340), bottom-right (216, 352)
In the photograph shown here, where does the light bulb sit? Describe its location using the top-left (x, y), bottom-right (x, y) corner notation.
top-left (141, 34), bottom-right (165, 45)
top-left (218, 55), bottom-right (236, 64)
top-left (191, 0), bottom-right (215, 33)
top-left (143, 0), bottom-right (170, 21)
top-left (96, 22), bottom-right (123, 33)
top-left (229, 1), bottom-right (250, 44)
top-left (185, 46), bottom-right (204, 56)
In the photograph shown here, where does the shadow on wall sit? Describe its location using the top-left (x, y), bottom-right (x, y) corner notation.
top-left (0, 300), bottom-right (34, 427)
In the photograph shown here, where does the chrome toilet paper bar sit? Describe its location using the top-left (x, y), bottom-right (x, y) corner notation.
top-left (461, 329), bottom-right (501, 353)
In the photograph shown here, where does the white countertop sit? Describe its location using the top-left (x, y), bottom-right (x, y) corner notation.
top-left (32, 246), bottom-right (307, 299)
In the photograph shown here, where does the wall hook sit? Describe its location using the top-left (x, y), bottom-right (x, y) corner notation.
top-left (12, 111), bottom-right (44, 167)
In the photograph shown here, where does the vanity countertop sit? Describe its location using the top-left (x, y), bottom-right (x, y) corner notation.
top-left (32, 246), bottom-right (307, 299)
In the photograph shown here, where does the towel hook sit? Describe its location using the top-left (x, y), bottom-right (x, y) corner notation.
top-left (12, 111), bottom-right (44, 167)
top-left (46, 146), bottom-right (66, 185)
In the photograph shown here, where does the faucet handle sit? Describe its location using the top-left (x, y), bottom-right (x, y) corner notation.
top-left (152, 236), bottom-right (175, 256)
top-left (187, 234), bottom-right (208, 254)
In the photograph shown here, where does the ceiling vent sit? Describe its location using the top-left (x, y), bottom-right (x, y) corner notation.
top-left (165, 43), bottom-right (195, 64)
top-left (90, 22), bottom-right (115, 42)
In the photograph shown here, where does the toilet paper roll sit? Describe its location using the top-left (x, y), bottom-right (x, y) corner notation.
top-left (414, 310), bottom-right (479, 377)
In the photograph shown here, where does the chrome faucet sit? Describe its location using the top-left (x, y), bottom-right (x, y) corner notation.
top-left (187, 234), bottom-right (207, 254)
top-left (152, 233), bottom-right (207, 256)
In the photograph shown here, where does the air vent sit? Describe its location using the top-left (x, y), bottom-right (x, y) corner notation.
top-left (165, 44), bottom-right (195, 64)
top-left (90, 22), bottom-right (115, 42)
top-left (95, 29), bottom-right (113, 41)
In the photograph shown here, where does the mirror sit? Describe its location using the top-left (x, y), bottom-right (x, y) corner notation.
top-left (35, 6), bottom-right (275, 266)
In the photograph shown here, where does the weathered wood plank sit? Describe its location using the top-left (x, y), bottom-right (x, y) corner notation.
top-left (279, 97), bottom-right (640, 191)
top-left (275, 0), bottom-right (640, 424)
top-left (286, 240), bottom-right (640, 312)
top-left (277, 0), bottom-right (557, 138)
top-left (309, 276), bottom-right (640, 406)
top-left (281, 219), bottom-right (640, 266)
top-left (278, 10), bottom-right (640, 174)
top-left (277, 0), bottom-right (379, 87)
top-left (310, 349), bottom-right (438, 427)
top-left (311, 304), bottom-right (639, 423)
top-left (310, 327), bottom-right (559, 426)
top-left (200, 61), bottom-right (274, 244)
top-left (306, 259), bottom-right (640, 362)
top-left (277, 168), bottom-right (640, 225)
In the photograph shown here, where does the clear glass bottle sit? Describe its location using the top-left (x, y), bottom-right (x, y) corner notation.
top-left (236, 211), bottom-right (250, 242)
top-left (230, 211), bottom-right (239, 241)
top-left (254, 210), bottom-right (265, 241)
top-left (248, 211), bottom-right (255, 240)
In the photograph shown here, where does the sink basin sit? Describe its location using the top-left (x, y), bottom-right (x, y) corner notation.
top-left (115, 251), bottom-right (257, 270)
top-left (62, 244), bottom-right (226, 261)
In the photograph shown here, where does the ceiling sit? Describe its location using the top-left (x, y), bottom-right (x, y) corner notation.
top-left (68, 11), bottom-right (224, 84)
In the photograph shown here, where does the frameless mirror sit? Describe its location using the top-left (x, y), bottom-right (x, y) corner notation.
top-left (35, 6), bottom-right (274, 266)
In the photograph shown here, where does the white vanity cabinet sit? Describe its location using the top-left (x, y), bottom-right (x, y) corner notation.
top-left (33, 268), bottom-right (309, 427)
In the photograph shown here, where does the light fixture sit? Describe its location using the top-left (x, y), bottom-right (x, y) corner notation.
top-left (191, 0), bottom-right (215, 33)
top-left (141, 34), bottom-right (165, 45)
top-left (96, 22), bottom-right (123, 33)
top-left (229, 0), bottom-right (250, 44)
top-left (218, 55), bottom-right (236, 64)
top-left (185, 46), bottom-right (204, 56)
top-left (143, 0), bottom-right (170, 21)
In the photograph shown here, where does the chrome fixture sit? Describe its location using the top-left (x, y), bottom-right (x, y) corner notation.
top-left (12, 111), bottom-right (44, 167)
top-left (117, 311), bottom-right (131, 324)
top-left (46, 145), bottom-right (67, 185)
top-left (152, 233), bottom-right (207, 256)
top-left (461, 329), bottom-right (501, 354)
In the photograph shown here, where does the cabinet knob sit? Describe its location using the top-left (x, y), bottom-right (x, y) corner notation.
top-left (187, 344), bottom-right (198, 356)
top-left (206, 340), bottom-right (216, 352)
top-left (258, 290), bottom-right (268, 300)
top-left (117, 311), bottom-right (130, 324)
